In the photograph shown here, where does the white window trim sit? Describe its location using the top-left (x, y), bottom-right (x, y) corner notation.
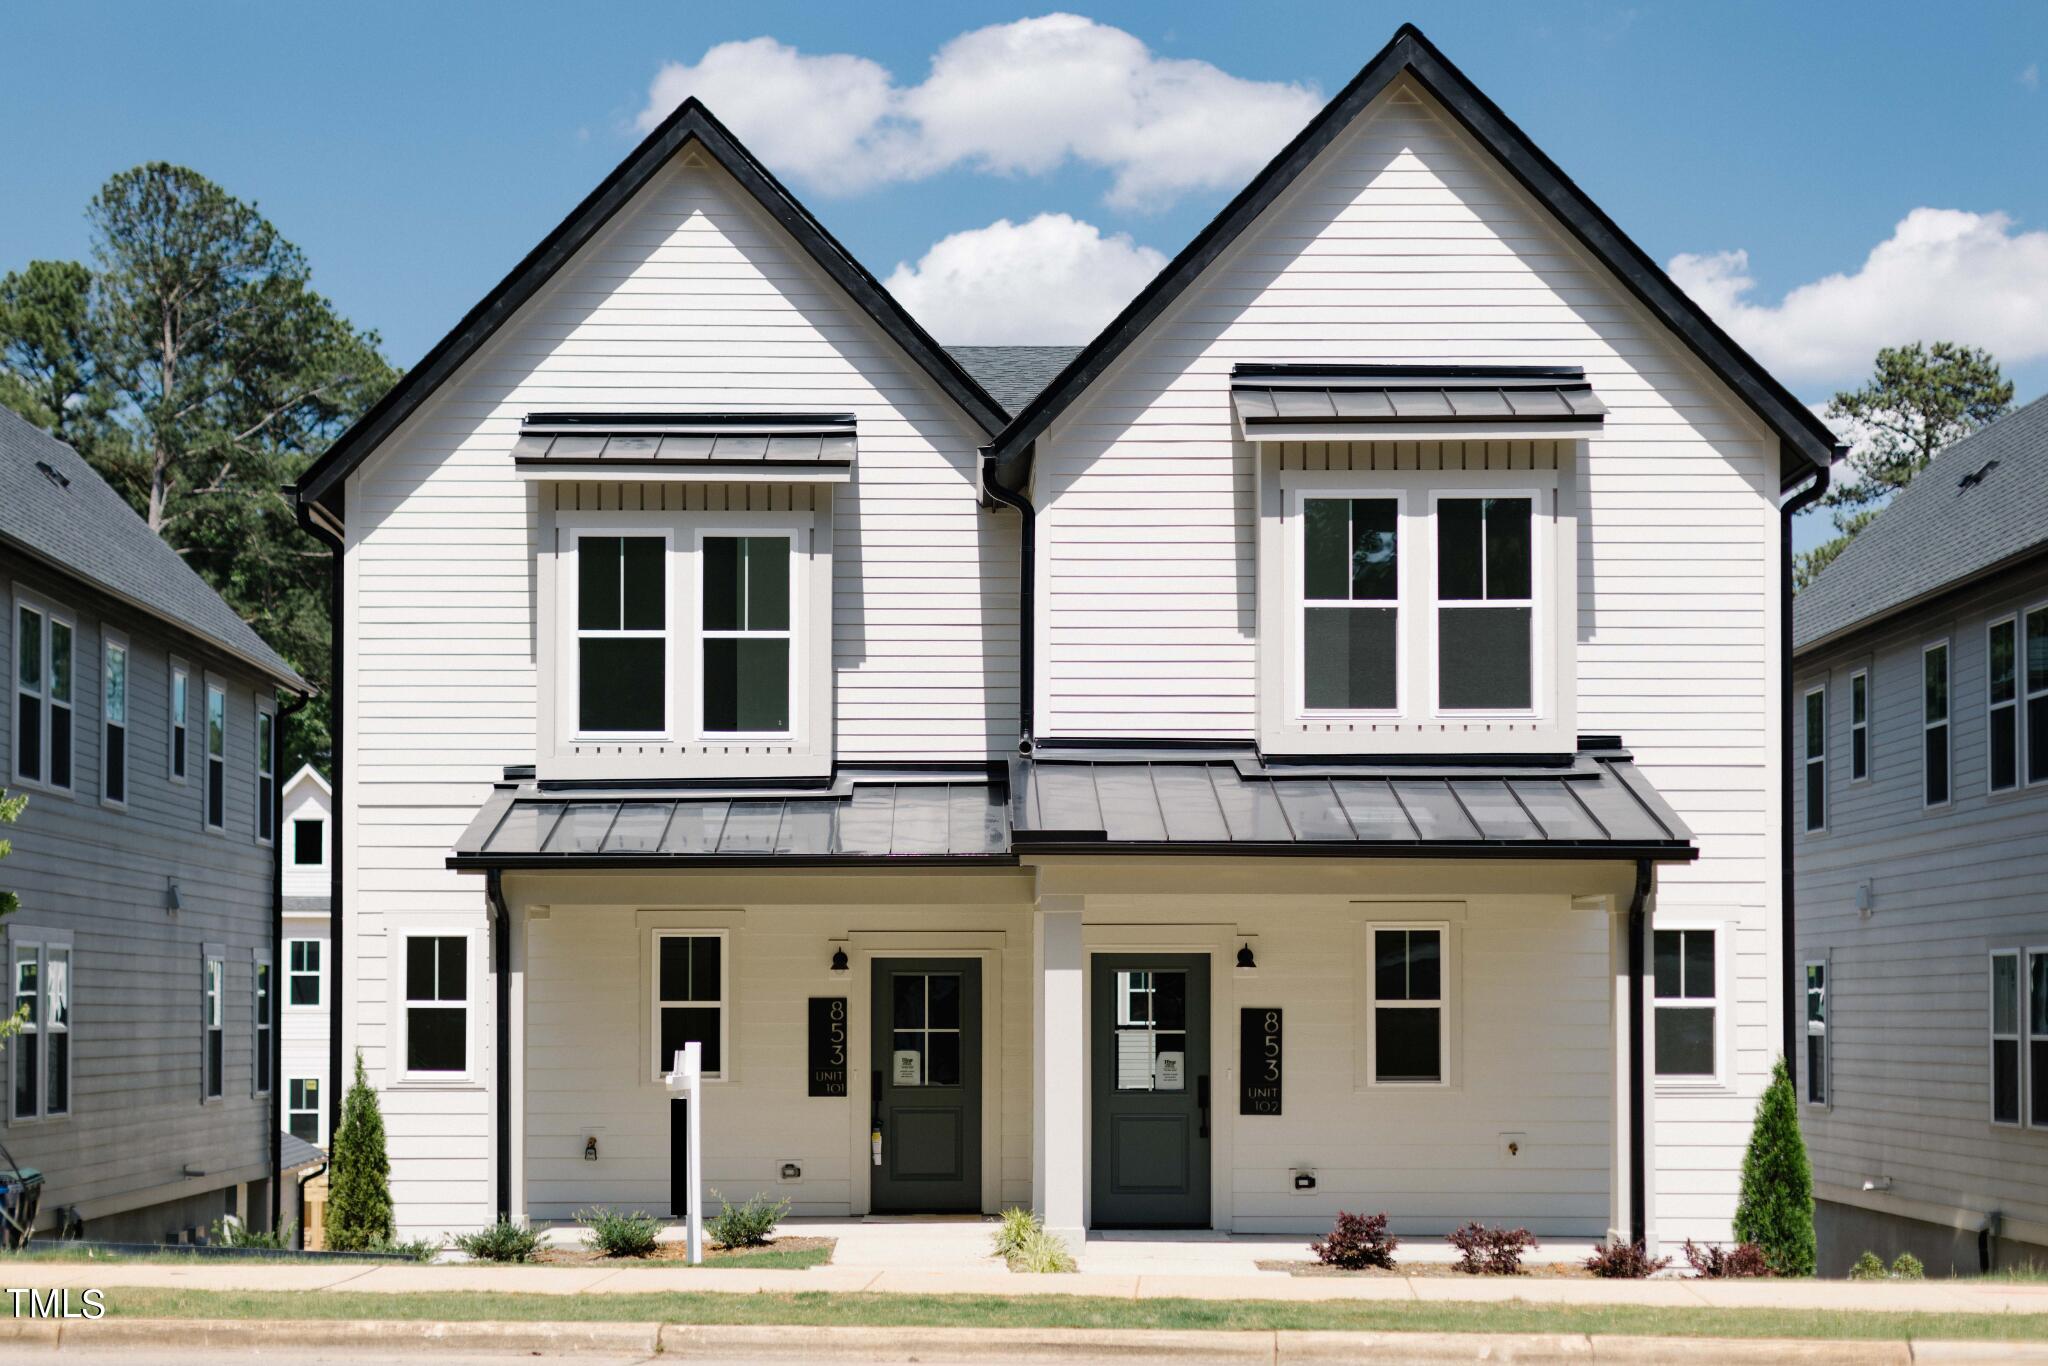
top-left (290, 816), bottom-right (328, 869)
top-left (1426, 487), bottom-right (1545, 721)
top-left (252, 947), bottom-right (273, 1098)
top-left (2026, 602), bottom-right (2048, 789)
top-left (1992, 948), bottom-right (2022, 1129)
top-left (1363, 921), bottom-right (1452, 1089)
top-left (394, 928), bottom-right (480, 1087)
top-left (201, 946), bottom-right (226, 1103)
top-left (1802, 683), bottom-right (1827, 834)
top-left (287, 1075), bottom-right (324, 1147)
top-left (7, 928), bottom-right (73, 1124)
top-left (1923, 640), bottom-right (1951, 809)
top-left (1803, 956), bottom-right (1829, 1110)
top-left (688, 526), bottom-right (803, 743)
top-left (11, 586), bottom-right (76, 796)
top-left (203, 678), bottom-right (228, 834)
top-left (566, 526), bottom-right (676, 743)
top-left (286, 937), bottom-right (324, 1011)
top-left (168, 659), bottom-right (191, 784)
top-left (650, 928), bottom-right (730, 1083)
top-left (1290, 486), bottom-right (1408, 719)
top-left (1848, 668), bottom-right (1870, 784)
top-left (1652, 920), bottom-right (1733, 1093)
top-left (255, 699), bottom-right (276, 845)
top-left (1990, 614), bottom-right (2020, 795)
top-left (100, 628), bottom-right (129, 810)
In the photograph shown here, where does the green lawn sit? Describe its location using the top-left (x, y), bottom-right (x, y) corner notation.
top-left (88, 1288), bottom-right (2048, 1341)
top-left (0, 1244), bottom-right (829, 1270)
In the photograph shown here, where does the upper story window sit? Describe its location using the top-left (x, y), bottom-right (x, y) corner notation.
top-left (1849, 669), bottom-right (1869, 782)
top-left (575, 533), bottom-right (668, 735)
top-left (255, 706), bottom-right (276, 843)
top-left (169, 664), bottom-right (189, 781)
top-left (293, 818), bottom-right (325, 867)
top-left (1302, 498), bottom-right (1399, 712)
top-left (14, 596), bottom-right (74, 791)
top-left (102, 633), bottom-right (128, 806)
top-left (1803, 685), bottom-right (1826, 832)
top-left (2028, 605), bottom-right (2048, 786)
top-left (1991, 617), bottom-right (2020, 793)
top-left (1434, 495), bottom-right (1534, 712)
top-left (288, 938), bottom-right (322, 1007)
top-left (702, 536), bottom-right (793, 734)
top-left (1923, 642), bottom-right (1950, 808)
top-left (205, 683), bottom-right (227, 830)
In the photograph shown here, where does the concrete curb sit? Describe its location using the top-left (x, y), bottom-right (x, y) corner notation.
top-left (52, 1317), bottom-right (661, 1355)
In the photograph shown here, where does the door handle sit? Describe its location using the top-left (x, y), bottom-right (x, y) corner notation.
top-left (1197, 1074), bottom-right (1210, 1138)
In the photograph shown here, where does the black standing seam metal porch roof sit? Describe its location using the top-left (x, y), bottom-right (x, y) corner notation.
top-left (1230, 365), bottom-right (1608, 429)
top-left (513, 412), bottom-right (858, 470)
top-left (446, 750), bottom-right (1693, 868)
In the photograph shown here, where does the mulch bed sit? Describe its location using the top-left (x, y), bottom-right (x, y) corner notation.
top-left (1258, 1258), bottom-right (1593, 1279)
top-left (535, 1235), bottom-right (835, 1266)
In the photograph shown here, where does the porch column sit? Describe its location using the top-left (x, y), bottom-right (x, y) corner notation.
top-left (1033, 896), bottom-right (1085, 1243)
top-left (506, 900), bottom-right (528, 1222)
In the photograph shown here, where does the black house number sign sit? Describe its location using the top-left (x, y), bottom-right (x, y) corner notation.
top-left (808, 997), bottom-right (849, 1097)
top-left (1240, 1007), bottom-right (1282, 1115)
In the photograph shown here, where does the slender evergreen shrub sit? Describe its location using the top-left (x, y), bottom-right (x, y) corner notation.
top-left (325, 1052), bottom-right (394, 1252)
top-left (1731, 1056), bottom-right (1816, 1276)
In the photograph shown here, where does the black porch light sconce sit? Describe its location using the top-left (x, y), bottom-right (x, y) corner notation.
top-left (1235, 941), bottom-right (1257, 971)
top-left (584, 1136), bottom-right (599, 1162)
top-left (830, 946), bottom-right (850, 973)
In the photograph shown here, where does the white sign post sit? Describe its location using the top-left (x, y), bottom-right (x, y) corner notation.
top-left (664, 1040), bottom-right (704, 1266)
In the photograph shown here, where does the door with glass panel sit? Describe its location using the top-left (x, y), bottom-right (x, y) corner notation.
top-left (1090, 954), bottom-right (1211, 1228)
top-left (870, 959), bottom-right (981, 1213)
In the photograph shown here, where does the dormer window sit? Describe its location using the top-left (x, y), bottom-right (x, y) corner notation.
top-left (1302, 498), bottom-right (1399, 712)
top-left (576, 534), bottom-right (669, 735)
top-left (701, 535), bottom-right (791, 734)
top-left (1434, 495), bottom-right (1534, 712)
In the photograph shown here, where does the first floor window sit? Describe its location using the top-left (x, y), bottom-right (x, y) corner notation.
top-left (14, 600), bottom-right (73, 789)
top-left (255, 709), bottom-right (275, 842)
top-left (654, 932), bottom-right (724, 1078)
top-left (1805, 961), bottom-right (1828, 1105)
top-left (288, 939), bottom-right (322, 1006)
top-left (1993, 951), bottom-right (2021, 1125)
top-left (254, 957), bottom-right (273, 1095)
top-left (1369, 926), bottom-right (1444, 1084)
top-left (103, 637), bottom-right (128, 803)
top-left (577, 534), bottom-right (667, 734)
top-left (2032, 950), bottom-right (2048, 1129)
top-left (1924, 643), bottom-right (1950, 806)
top-left (293, 817), bottom-right (325, 867)
top-left (1803, 686), bottom-right (1826, 831)
top-left (205, 684), bottom-right (226, 829)
top-left (1301, 497), bottom-right (1399, 710)
top-left (288, 1077), bottom-right (322, 1145)
top-left (10, 941), bottom-right (67, 1120)
top-left (1436, 496), bottom-right (1534, 711)
top-left (203, 955), bottom-right (224, 1099)
top-left (405, 935), bottom-right (468, 1075)
top-left (1654, 928), bottom-right (1717, 1078)
top-left (701, 536), bottom-right (791, 734)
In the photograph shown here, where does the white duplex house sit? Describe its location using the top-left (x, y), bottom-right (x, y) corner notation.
top-left (288, 25), bottom-right (1839, 1250)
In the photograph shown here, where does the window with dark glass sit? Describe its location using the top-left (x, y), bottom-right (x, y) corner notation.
top-left (577, 535), bottom-right (667, 734)
top-left (1992, 618), bottom-right (2019, 793)
top-left (289, 939), bottom-right (322, 1006)
top-left (1805, 962), bottom-right (1827, 1105)
top-left (254, 959), bottom-right (273, 1094)
top-left (14, 603), bottom-right (73, 789)
top-left (701, 536), bottom-right (791, 733)
top-left (103, 640), bottom-right (127, 804)
top-left (2028, 607), bottom-right (2048, 785)
top-left (2032, 950), bottom-right (2048, 1129)
top-left (405, 935), bottom-right (467, 1074)
top-left (1302, 498), bottom-right (1399, 710)
top-left (170, 667), bottom-right (189, 780)
top-left (890, 969), bottom-right (963, 1088)
top-left (1371, 927), bottom-right (1443, 1084)
top-left (256, 710), bottom-right (275, 841)
top-left (1924, 644), bottom-right (1950, 806)
top-left (1850, 670), bottom-right (1869, 781)
top-left (206, 685), bottom-right (226, 829)
top-left (1654, 929), bottom-right (1717, 1077)
top-left (11, 946), bottom-right (36, 1119)
top-left (655, 932), bottom-right (724, 1078)
top-left (203, 956), bottom-right (224, 1098)
top-left (44, 946), bottom-right (68, 1118)
top-left (293, 818), bottom-right (324, 867)
top-left (1112, 969), bottom-right (1185, 1092)
top-left (1993, 951), bottom-right (2022, 1125)
top-left (1436, 497), bottom-right (1533, 710)
top-left (1804, 687), bottom-right (1826, 832)
top-left (288, 1078), bottom-right (321, 1145)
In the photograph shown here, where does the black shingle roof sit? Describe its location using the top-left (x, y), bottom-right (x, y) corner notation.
top-left (0, 406), bottom-right (305, 688)
top-left (946, 347), bottom-right (1084, 416)
top-left (1795, 394), bottom-right (2048, 652)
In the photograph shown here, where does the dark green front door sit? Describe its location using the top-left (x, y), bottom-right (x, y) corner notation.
top-left (1091, 953), bottom-right (1211, 1228)
top-left (870, 958), bottom-right (981, 1213)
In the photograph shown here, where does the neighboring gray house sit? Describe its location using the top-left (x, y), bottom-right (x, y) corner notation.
top-left (0, 406), bottom-right (308, 1241)
top-left (1795, 394), bottom-right (2048, 1275)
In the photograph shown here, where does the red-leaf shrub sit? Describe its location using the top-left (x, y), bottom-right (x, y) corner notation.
top-left (1682, 1239), bottom-right (1772, 1278)
top-left (1584, 1240), bottom-right (1672, 1278)
top-left (1309, 1210), bottom-right (1399, 1270)
top-left (1446, 1222), bottom-right (1538, 1275)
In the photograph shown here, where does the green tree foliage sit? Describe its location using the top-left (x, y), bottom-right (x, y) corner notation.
top-left (0, 789), bottom-right (24, 1046)
top-left (1732, 1056), bottom-right (1815, 1276)
top-left (1797, 343), bottom-right (2013, 590)
top-left (0, 164), bottom-right (399, 773)
top-left (325, 1051), bottom-right (394, 1252)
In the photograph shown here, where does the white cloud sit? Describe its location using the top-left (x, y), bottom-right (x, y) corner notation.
top-left (883, 213), bottom-right (1166, 343)
top-left (1669, 208), bottom-right (2048, 385)
top-left (2023, 62), bottom-right (2040, 91)
top-left (636, 14), bottom-right (1322, 210)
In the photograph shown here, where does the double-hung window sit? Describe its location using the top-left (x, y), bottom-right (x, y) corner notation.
top-left (255, 708), bottom-right (275, 842)
top-left (288, 939), bottom-right (322, 1006)
top-left (2032, 950), bottom-right (2048, 1130)
top-left (14, 598), bottom-right (73, 790)
top-left (404, 934), bottom-right (468, 1076)
top-left (575, 534), bottom-right (668, 735)
top-left (1654, 928), bottom-right (1718, 1078)
top-left (288, 1078), bottom-right (321, 1145)
top-left (202, 954), bottom-right (224, 1099)
top-left (1435, 496), bottom-right (1535, 711)
top-left (1804, 961), bottom-right (1828, 1106)
top-left (169, 665), bottom-right (189, 781)
top-left (701, 535), bottom-right (792, 734)
top-left (1803, 686), bottom-right (1826, 832)
top-left (253, 955), bottom-right (273, 1095)
top-left (1923, 643), bottom-right (1950, 807)
top-left (1993, 951), bottom-right (2022, 1125)
top-left (1991, 617), bottom-right (2020, 793)
top-left (10, 939), bottom-right (69, 1120)
top-left (102, 634), bottom-right (128, 805)
top-left (1368, 926), bottom-right (1445, 1085)
top-left (2028, 606), bottom-right (2048, 786)
top-left (1301, 498), bottom-right (1400, 711)
top-left (653, 931), bottom-right (725, 1080)
top-left (205, 684), bottom-right (226, 830)
top-left (1849, 669), bottom-right (1869, 782)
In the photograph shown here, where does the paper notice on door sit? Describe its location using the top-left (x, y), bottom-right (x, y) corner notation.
top-left (893, 1049), bottom-right (922, 1087)
top-left (1156, 1050), bottom-right (1185, 1091)
top-left (1117, 1030), bottom-right (1155, 1090)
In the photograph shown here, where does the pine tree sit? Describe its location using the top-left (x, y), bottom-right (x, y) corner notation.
top-left (1732, 1056), bottom-right (1815, 1276)
top-left (325, 1051), bottom-right (393, 1251)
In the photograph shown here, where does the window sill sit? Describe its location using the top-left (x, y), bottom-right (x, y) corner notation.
top-left (390, 1075), bottom-right (484, 1091)
top-left (10, 776), bottom-right (75, 800)
top-left (1654, 1078), bottom-right (1734, 1098)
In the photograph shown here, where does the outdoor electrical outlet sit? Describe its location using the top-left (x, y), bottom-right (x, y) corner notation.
top-left (780, 1161), bottom-right (803, 1183)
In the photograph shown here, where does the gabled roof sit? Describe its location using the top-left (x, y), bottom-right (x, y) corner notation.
top-left (285, 762), bottom-right (332, 798)
top-left (0, 406), bottom-right (306, 689)
top-left (947, 346), bottom-right (1084, 415)
top-left (1795, 394), bottom-right (2048, 653)
top-left (291, 99), bottom-right (1010, 518)
top-left (982, 23), bottom-right (1842, 494)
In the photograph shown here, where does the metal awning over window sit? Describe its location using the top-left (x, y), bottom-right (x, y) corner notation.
top-left (512, 412), bottom-right (856, 483)
top-left (1231, 365), bottom-right (1607, 442)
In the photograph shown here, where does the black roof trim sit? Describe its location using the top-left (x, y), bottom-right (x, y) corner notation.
top-left (524, 411), bottom-right (856, 430)
top-left (1008, 839), bottom-right (1697, 864)
top-left (450, 853), bottom-right (1019, 872)
top-left (292, 100), bottom-right (1008, 516)
top-left (1231, 363), bottom-right (1587, 382)
top-left (985, 23), bottom-right (1841, 492)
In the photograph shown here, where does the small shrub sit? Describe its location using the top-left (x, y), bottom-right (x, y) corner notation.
top-left (706, 1191), bottom-right (790, 1249)
top-left (1446, 1222), bottom-right (1537, 1275)
top-left (454, 1219), bottom-right (541, 1263)
top-left (370, 1235), bottom-right (442, 1263)
top-left (209, 1218), bottom-right (296, 1250)
top-left (1682, 1239), bottom-right (1771, 1278)
top-left (1849, 1250), bottom-right (1887, 1280)
top-left (577, 1206), bottom-right (662, 1258)
top-left (1309, 1210), bottom-right (1399, 1271)
top-left (1584, 1240), bottom-right (1671, 1279)
top-left (992, 1207), bottom-right (1039, 1259)
top-left (1012, 1225), bottom-right (1076, 1273)
top-left (1891, 1252), bottom-right (1925, 1279)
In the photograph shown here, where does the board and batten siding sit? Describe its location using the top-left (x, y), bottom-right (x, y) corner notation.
top-left (340, 147), bottom-right (1015, 1233)
top-left (1795, 554), bottom-right (2048, 1240)
top-left (1030, 76), bottom-right (1783, 1245)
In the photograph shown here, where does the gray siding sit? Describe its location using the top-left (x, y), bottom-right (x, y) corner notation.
top-left (2, 550), bottom-right (279, 1231)
top-left (1795, 551), bottom-right (2048, 1240)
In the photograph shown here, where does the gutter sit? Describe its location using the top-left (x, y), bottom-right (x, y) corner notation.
top-left (980, 447), bottom-right (1036, 749)
top-left (292, 494), bottom-right (348, 1145)
top-left (1780, 466), bottom-right (1830, 1074)
top-left (272, 684), bottom-right (314, 1236)
top-left (1627, 857), bottom-right (1652, 1249)
top-left (485, 869), bottom-right (511, 1223)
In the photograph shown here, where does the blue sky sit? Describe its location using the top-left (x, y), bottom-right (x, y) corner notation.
top-left (5, 3), bottom-right (2047, 552)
